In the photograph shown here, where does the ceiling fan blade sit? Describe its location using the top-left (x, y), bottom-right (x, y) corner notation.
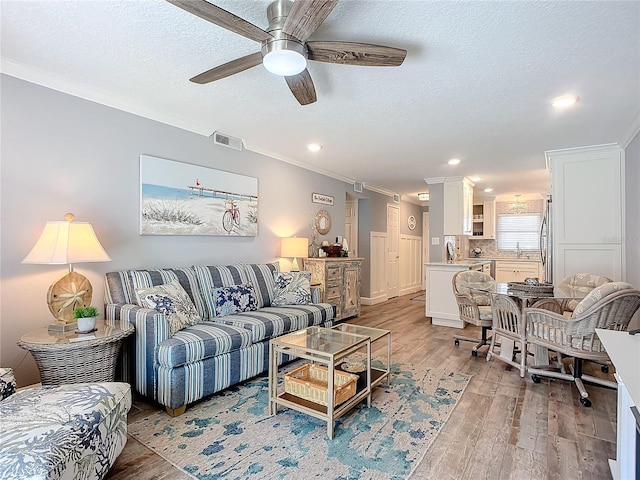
top-left (307, 41), bottom-right (407, 66)
top-left (285, 70), bottom-right (317, 106)
top-left (166, 0), bottom-right (272, 44)
top-left (190, 52), bottom-right (263, 84)
top-left (282, 0), bottom-right (339, 41)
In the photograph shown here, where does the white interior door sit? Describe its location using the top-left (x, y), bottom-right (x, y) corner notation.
top-left (422, 212), bottom-right (429, 289)
top-left (345, 199), bottom-right (357, 256)
top-left (387, 204), bottom-right (400, 298)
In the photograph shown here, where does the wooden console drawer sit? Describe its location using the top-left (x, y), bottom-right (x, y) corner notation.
top-left (327, 267), bottom-right (341, 280)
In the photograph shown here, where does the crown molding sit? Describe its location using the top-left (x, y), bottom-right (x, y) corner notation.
top-left (0, 58), bottom-right (211, 136)
top-left (620, 111), bottom-right (640, 148)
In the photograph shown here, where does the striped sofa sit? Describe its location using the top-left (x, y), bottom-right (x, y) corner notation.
top-left (104, 263), bottom-right (335, 416)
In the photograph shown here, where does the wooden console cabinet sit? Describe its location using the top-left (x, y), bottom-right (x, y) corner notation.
top-left (303, 258), bottom-right (363, 321)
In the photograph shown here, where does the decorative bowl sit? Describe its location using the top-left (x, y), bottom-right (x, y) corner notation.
top-left (321, 245), bottom-right (343, 257)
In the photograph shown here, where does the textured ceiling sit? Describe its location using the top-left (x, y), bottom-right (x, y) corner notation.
top-left (2, 0), bottom-right (639, 202)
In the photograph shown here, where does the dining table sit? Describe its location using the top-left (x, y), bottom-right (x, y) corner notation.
top-left (468, 282), bottom-right (590, 367)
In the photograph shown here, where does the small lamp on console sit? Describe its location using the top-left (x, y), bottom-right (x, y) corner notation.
top-left (281, 237), bottom-right (308, 272)
top-left (22, 213), bottom-right (111, 331)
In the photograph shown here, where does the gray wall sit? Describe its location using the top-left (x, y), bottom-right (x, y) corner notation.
top-left (357, 198), bottom-right (371, 296)
top-left (0, 75), bottom-right (350, 385)
top-left (400, 200), bottom-right (423, 237)
top-left (625, 130), bottom-right (640, 329)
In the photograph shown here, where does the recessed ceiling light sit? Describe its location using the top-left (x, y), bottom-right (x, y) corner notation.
top-left (307, 143), bottom-right (322, 152)
top-left (484, 188), bottom-right (494, 193)
top-left (470, 177), bottom-right (481, 182)
top-left (448, 158), bottom-right (461, 165)
top-left (551, 95), bottom-right (579, 108)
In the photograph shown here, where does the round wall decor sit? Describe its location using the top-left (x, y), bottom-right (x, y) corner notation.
top-left (407, 215), bottom-right (417, 230)
top-left (315, 209), bottom-right (332, 235)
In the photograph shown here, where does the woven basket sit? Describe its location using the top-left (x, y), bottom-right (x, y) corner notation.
top-left (284, 363), bottom-right (358, 406)
top-left (507, 281), bottom-right (554, 294)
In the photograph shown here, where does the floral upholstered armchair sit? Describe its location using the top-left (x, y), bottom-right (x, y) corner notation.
top-left (0, 367), bottom-right (132, 480)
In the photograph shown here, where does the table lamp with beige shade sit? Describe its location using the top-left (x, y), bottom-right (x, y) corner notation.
top-left (281, 236), bottom-right (308, 272)
top-left (22, 213), bottom-right (111, 332)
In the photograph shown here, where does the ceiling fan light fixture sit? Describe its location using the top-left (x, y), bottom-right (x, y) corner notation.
top-left (262, 39), bottom-right (307, 76)
top-left (551, 94), bottom-right (579, 108)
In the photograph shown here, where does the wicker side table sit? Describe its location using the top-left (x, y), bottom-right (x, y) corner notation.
top-left (17, 319), bottom-right (134, 385)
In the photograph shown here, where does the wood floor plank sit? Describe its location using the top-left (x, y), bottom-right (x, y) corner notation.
top-left (107, 292), bottom-right (618, 480)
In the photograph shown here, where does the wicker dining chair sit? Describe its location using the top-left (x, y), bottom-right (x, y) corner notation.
top-left (486, 295), bottom-right (527, 377)
top-left (451, 270), bottom-right (496, 357)
top-left (556, 273), bottom-right (612, 313)
top-left (524, 282), bottom-right (640, 407)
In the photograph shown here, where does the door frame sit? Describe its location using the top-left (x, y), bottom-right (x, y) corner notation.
top-left (386, 203), bottom-right (400, 299)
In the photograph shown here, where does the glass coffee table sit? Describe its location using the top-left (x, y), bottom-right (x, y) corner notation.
top-left (332, 323), bottom-right (391, 388)
top-left (269, 325), bottom-right (390, 438)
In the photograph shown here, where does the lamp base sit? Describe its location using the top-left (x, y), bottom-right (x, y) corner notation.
top-left (291, 257), bottom-right (300, 272)
top-left (47, 270), bottom-right (93, 322)
top-left (48, 321), bottom-right (78, 332)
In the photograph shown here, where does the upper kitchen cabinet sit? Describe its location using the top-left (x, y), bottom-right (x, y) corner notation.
top-left (546, 144), bottom-right (625, 281)
top-left (472, 199), bottom-right (496, 239)
top-left (443, 177), bottom-right (474, 236)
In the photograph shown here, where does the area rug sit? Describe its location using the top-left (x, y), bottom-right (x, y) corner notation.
top-left (410, 294), bottom-right (426, 302)
top-left (128, 363), bottom-right (470, 480)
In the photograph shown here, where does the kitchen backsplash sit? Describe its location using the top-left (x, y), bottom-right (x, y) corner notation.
top-left (468, 239), bottom-right (542, 261)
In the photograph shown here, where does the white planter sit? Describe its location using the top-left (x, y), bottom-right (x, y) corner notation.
top-left (77, 317), bottom-right (96, 333)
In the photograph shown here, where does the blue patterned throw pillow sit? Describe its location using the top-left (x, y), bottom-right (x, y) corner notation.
top-left (136, 279), bottom-right (202, 336)
top-left (272, 271), bottom-right (312, 306)
top-left (213, 283), bottom-right (258, 317)
top-left (0, 368), bottom-right (17, 401)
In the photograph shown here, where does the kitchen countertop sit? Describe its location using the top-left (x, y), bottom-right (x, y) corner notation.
top-left (425, 260), bottom-right (492, 267)
top-left (466, 257), bottom-right (541, 263)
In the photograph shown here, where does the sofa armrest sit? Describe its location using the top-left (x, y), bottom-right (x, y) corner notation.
top-left (105, 303), bottom-right (169, 399)
top-left (311, 285), bottom-right (321, 304)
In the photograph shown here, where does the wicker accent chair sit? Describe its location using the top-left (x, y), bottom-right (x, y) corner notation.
top-left (529, 298), bottom-right (563, 314)
top-left (524, 282), bottom-right (640, 407)
top-left (557, 273), bottom-right (612, 313)
top-left (452, 270), bottom-right (496, 357)
top-left (486, 295), bottom-right (527, 377)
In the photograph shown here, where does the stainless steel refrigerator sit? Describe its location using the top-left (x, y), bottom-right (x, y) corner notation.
top-left (539, 195), bottom-right (552, 283)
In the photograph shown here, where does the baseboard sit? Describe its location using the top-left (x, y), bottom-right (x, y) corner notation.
top-left (361, 294), bottom-right (388, 306)
top-left (399, 285), bottom-right (422, 296)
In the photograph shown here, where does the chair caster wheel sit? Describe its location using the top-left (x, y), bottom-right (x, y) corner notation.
top-left (580, 397), bottom-right (592, 407)
top-left (454, 339), bottom-right (460, 347)
top-left (531, 374), bottom-right (541, 384)
top-left (601, 365), bottom-right (609, 373)
top-left (471, 350), bottom-right (478, 357)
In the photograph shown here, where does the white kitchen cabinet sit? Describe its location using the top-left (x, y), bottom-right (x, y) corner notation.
top-left (443, 177), bottom-right (474, 236)
top-left (546, 144), bottom-right (625, 281)
top-left (471, 199), bottom-right (496, 239)
top-left (495, 261), bottom-right (540, 283)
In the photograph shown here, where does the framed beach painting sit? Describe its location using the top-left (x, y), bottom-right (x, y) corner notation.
top-left (140, 155), bottom-right (258, 236)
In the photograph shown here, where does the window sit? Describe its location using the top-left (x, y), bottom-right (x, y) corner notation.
top-left (497, 213), bottom-right (541, 251)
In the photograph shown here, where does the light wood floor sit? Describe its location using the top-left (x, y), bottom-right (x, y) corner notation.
top-left (108, 293), bottom-right (617, 480)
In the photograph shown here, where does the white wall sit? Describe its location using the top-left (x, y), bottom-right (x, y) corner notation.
top-left (0, 75), bottom-right (349, 385)
top-left (624, 130), bottom-right (640, 329)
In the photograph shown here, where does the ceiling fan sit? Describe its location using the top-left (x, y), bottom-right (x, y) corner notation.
top-left (166, 0), bottom-right (407, 105)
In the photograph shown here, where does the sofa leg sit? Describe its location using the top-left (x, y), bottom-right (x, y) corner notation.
top-left (165, 405), bottom-right (186, 417)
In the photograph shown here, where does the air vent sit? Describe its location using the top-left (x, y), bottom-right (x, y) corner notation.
top-left (393, 194), bottom-right (400, 203)
top-left (353, 181), bottom-right (363, 193)
top-left (212, 131), bottom-right (243, 151)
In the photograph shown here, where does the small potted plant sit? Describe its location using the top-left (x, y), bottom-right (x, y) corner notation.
top-left (73, 306), bottom-right (99, 333)
top-left (472, 247), bottom-right (482, 258)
